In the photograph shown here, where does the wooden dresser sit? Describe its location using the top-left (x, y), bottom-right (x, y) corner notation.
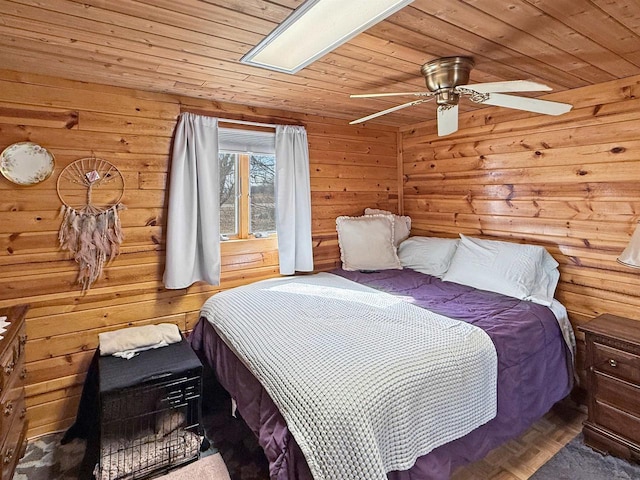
top-left (0, 305), bottom-right (28, 480)
top-left (579, 313), bottom-right (640, 461)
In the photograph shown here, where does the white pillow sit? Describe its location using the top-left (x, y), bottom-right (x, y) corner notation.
top-left (364, 208), bottom-right (411, 245)
top-left (442, 234), bottom-right (559, 305)
top-left (397, 236), bottom-right (459, 278)
top-left (529, 255), bottom-right (561, 306)
top-left (336, 215), bottom-right (402, 271)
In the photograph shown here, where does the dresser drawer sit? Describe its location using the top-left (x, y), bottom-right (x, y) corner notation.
top-left (0, 325), bottom-right (25, 392)
top-left (0, 353), bottom-right (26, 444)
top-left (594, 372), bottom-right (640, 419)
top-left (0, 305), bottom-right (28, 480)
top-left (593, 341), bottom-right (640, 385)
top-left (0, 411), bottom-right (27, 480)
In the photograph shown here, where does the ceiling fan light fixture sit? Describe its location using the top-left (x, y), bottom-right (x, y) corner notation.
top-left (241, 0), bottom-right (414, 74)
top-left (435, 89), bottom-right (460, 106)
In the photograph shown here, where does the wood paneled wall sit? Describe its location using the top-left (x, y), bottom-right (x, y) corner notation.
top-left (0, 69), bottom-right (398, 438)
top-left (6, 64), bottom-right (638, 438)
top-left (401, 74), bottom-right (640, 384)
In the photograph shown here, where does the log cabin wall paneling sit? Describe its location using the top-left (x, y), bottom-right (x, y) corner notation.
top-left (400, 74), bottom-right (640, 386)
top-left (0, 69), bottom-right (399, 438)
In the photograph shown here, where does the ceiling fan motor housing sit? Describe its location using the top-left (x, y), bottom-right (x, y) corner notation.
top-left (421, 56), bottom-right (474, 105)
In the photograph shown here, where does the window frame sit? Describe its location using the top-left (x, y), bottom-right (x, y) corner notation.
top-left (237, 153), bottom-right (250, 239)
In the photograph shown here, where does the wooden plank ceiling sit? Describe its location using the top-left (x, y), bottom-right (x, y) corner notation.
top-left (1, 0), bottom-right (639, 126)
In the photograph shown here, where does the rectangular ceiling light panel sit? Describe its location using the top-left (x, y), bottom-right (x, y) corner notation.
top-left (241, 0), bottom-right (414, 74)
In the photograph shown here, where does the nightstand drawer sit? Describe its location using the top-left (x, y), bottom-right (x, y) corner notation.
top-left (580, 314), bottom-right (640, 460)
top-left (593, 342), bottom-right (640, 384)
top-left (595, 400), bottom-right (640, 445)
top-left (594, 372), bottom-right (640, 418)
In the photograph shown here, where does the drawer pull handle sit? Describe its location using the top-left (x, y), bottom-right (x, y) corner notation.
top-left (4, 362), bottom-right (14, 376)
top-left (609, 359), bottom-right (618, 367)
top-left (20, 368), bottom-right (27, 380)
top-left (3, 402), bottom-right (13, 417)
top-left (18, 334), bottom-right (27, 359)
top-left (19, 407), bottom-right (26, 419)
top-left (3, 448), bottom-right (13, 464)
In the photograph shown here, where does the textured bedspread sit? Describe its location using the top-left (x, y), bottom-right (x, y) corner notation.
top-left (190, 268), bottom-right (574, 480)
top-left (199, 273), bottom-right (497, 480)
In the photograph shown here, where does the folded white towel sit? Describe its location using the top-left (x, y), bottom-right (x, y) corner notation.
top-left (112, 340), bottom-right (170, 360)
top-left (99, 323), bottom-right (182, 357)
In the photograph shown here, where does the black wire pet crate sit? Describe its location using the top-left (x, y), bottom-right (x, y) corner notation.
top-left (95, 337), bottom-right (204, 480)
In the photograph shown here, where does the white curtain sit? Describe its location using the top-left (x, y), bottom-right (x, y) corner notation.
top-left (163, 112), bottom-right (221, 289)
top-left (275, 125), bottom-right (314, 275)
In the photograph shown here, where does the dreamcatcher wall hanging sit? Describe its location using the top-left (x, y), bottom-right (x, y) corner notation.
top-left (57, 156), bottom-right (125, 291)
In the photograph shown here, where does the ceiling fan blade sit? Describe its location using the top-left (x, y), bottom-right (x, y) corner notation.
top-left (350, 92), bottom-right (433, 98)
top-left (350, 98), bottom-right (432, 125)
top-left (437, 104), bottom-right (458, 137)
top-left (479, 93), bottom-right (572, 115)
top-left (457, 80), bottom-right (552, 94)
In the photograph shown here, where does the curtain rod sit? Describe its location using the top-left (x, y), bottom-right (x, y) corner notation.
top-left (219, 118), bottom-right (277, 128)
top-left (218, 118), bottom-right (303, 128)
top-left (182, 111), bottom-right (303, 129)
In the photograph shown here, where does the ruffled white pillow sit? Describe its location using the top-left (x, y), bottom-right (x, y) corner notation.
top-left (336, 215), bottom-right (402, 271)
top-left (364, 208), bottom-right (411, 245)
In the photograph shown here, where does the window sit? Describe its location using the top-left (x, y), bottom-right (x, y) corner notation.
top-left (218, 127), bottom-right (276, 239)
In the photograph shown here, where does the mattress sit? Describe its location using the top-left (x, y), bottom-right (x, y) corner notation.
top-left (190, 268), bottom-right (574, 480)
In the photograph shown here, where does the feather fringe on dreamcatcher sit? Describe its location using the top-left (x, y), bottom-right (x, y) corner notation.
top-left (58, 204), bottom-right (125, 291)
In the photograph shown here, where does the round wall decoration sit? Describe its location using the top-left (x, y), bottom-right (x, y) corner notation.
top-left (57, 156), bottom-right (125, 213)
top-left (0, 142), bottom-right (55, 185)
top-left (57, 156), bottom-right (126, 291)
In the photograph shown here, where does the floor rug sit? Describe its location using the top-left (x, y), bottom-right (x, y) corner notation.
top-left (156, 454), bottom-right (230, 480)
top-left (530, 433), bottom-right (640, 480)
top-left (14, 432), bottom-right (85, 480)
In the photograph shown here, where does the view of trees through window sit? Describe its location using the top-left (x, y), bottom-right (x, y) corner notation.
top-left (219, 152), bottom-right (276, 237)
top-left (219, 152), bottom-right (237, 234)
top-left (249, 154), bottom-right (276, 234)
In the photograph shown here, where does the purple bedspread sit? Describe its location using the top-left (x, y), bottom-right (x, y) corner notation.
top-left (190, 269), bottom-right (573, 480)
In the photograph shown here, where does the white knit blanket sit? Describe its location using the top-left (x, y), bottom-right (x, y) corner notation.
top-left (200, 273), bottom-right (497, 480)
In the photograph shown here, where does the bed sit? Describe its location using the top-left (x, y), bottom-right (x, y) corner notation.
top-left (189, 266), bottom-right (574, 480)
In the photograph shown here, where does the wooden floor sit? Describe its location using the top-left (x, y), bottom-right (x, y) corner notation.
top-left (451, 400), bottom-right (586, 480)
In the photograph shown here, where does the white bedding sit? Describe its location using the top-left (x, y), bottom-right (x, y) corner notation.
top-left (200, 273), bottom-right (498, 480)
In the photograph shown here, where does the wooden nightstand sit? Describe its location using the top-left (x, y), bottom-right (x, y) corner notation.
top-left (579, 314), bottom-right (640, 461)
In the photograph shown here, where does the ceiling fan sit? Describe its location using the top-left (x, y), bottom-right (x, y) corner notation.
top-left (349, 56), bottom-right (573, 136)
